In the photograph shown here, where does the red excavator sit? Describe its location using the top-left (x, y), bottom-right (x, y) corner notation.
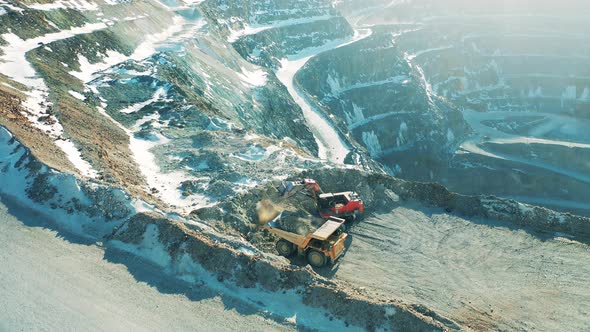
top-left (277, 178), bottom-right (364, 223)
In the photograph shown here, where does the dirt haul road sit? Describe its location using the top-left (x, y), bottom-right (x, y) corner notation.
top-left (0, 195), bottom-right (291, 332)
top-left (330, 204), bottom-right (590, 331)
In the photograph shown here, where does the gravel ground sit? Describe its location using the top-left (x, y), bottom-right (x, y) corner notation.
top-left (0, 195), bottom-right (292, 332)
top-left (330, 204), bottom-right (590, 331)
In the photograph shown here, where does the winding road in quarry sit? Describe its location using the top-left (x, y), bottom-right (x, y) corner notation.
top-left (458, 110), bottom-right (590, 184)
top-left (0, 195), bottom-right (292, 331)
top-left (326, 205), bottom-right (590, 331)
top-left (275, 29), bottom-right (372, 164)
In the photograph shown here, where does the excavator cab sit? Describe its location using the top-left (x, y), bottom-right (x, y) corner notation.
top-left (277, 178), bottom-right (322, 198)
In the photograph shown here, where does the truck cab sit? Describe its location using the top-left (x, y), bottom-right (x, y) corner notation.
top-left (317, 191), bottom-right (364, 221)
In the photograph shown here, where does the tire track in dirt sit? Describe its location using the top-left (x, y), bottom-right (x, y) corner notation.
top-left (334, 206), bottom-right (590, 331)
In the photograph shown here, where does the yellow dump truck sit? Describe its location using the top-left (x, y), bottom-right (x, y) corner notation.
top-left (263, 217), bottom-right (348, 267)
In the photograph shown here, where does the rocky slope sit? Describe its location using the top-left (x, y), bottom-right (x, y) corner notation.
top-left (201, 0), bottom-right (354, 69)
top-left (0, 0), bottom-right (332, 214)
top-left (1, 0), bottom-right (590, 330)
top-left (291, 0), bottom-right (590, 215)
top-left (294, 26), bottom-right (470, 174)
top-left (0, 126), bottom-right (445, 331)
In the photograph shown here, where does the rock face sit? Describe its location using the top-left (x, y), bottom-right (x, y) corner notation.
top-left (290, 2), bottom-right (590, 214)
top-left (295, 27), bottom-right (471, 176)
top-left (232, 16), bottom-right (353, 69)
top-left (0, 0), bottom-right (328, 210)
top-left (201, 0), bottom-right (354, 69)
top-left (2, 0), bottom-right (590, 330)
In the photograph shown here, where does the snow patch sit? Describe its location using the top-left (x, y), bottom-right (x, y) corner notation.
top-left (109, 230), bottom-right (361, 331)
top-left (70, 51), bottom-right (129, 83)
top-left (226, 15), bottom-right (335, 43)
top-left (130, 16), bottom-right (186, 60)
top-left (0, 0), bottom-right (23, 12)
top-left (0, 23), bottom-right (109, 178)
top-left (0, 23), bottom-right (107, 88)
top-left (344, 103), bottom-right (365, 127)
top-left (237, 67), bottom-right (267, 87)
top-left (26, 0), bottom-right (99, 11)
top-left (447, 128), bottom-right (455, 144)
top-left (579, 87), bottom-right (590, 102)
top-left (362, 131), bottom-right (383, 158)
top-left (54, 139), bottom-right (99, 178)
top-left (68, 90), bottom-right (86, 100)
top-left (112, 224), bottom-right (172, 267)
top-left (0, 127), bottom-right (132, 236)
top-left (120, 87), bottom-right (167, 114)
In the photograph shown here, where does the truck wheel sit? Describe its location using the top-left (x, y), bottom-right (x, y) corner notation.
top-left (276, 239), bottom-right (295, 257)
top-left (306, 249), bottom-right (327, 268)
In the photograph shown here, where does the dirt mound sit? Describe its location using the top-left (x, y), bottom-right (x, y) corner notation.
top-left (195, 180), bottom-right (323, 242)
top-left (274, 210), bottom-right (324, 235)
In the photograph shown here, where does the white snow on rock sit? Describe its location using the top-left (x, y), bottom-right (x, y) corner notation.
top-left (458, 110), bottom-right (590, 184)
top-left (68, 90), bottom-right (86, 100)
top-left (97, 106), bottom-right (213, 212)
top-left (130, 224), bottom-right (172, 267)
top-left (130, 16), bottom-right (186, 60)
top-left (0, 23), bottom-right (109, 178)
top-left (0, 126), bottom-right (363, 331)
top-left (127, 128), bottom-right (213, 212)
top-left (69, 16), bottom-right (192, 84)
top-left (0, 127), bottom-right (131, 236)
top-left (26, 0), bottom-right (99, 11)
top-left (70, 51), bottom-right (129, 82)
top-left (0, 23), bottom-right (107, 88)
top-left (119, 88), bottom-right (167, 114)
top-left (346, 103), bottom-right (365, 123)
top-left (21, 89), bottom-right (64, 137)
top-left (181, 0), bottom-right (204, 4)
top-left (227, 25), bottom-right (272, 43)
top-left (54, 139), bottom-right (99, 178)
top-left (328, 75), bottom-right (408, 98)
top-left (362, 130), bottom-right (383, 157)
top-left (0, 15), bottom-right (192, 179)
top-left (237, 67), bottom-right (267, 87)
top-left (109, 229), bottom-right (362, 332)
top-left (406, 45), bottom-right (453, 61)
top-left (0, 0), bottom-right (23, 13)
top-left (403, 52), bottom-right (435, 106)
top-left (227, 15), bottom-right (335, 43)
